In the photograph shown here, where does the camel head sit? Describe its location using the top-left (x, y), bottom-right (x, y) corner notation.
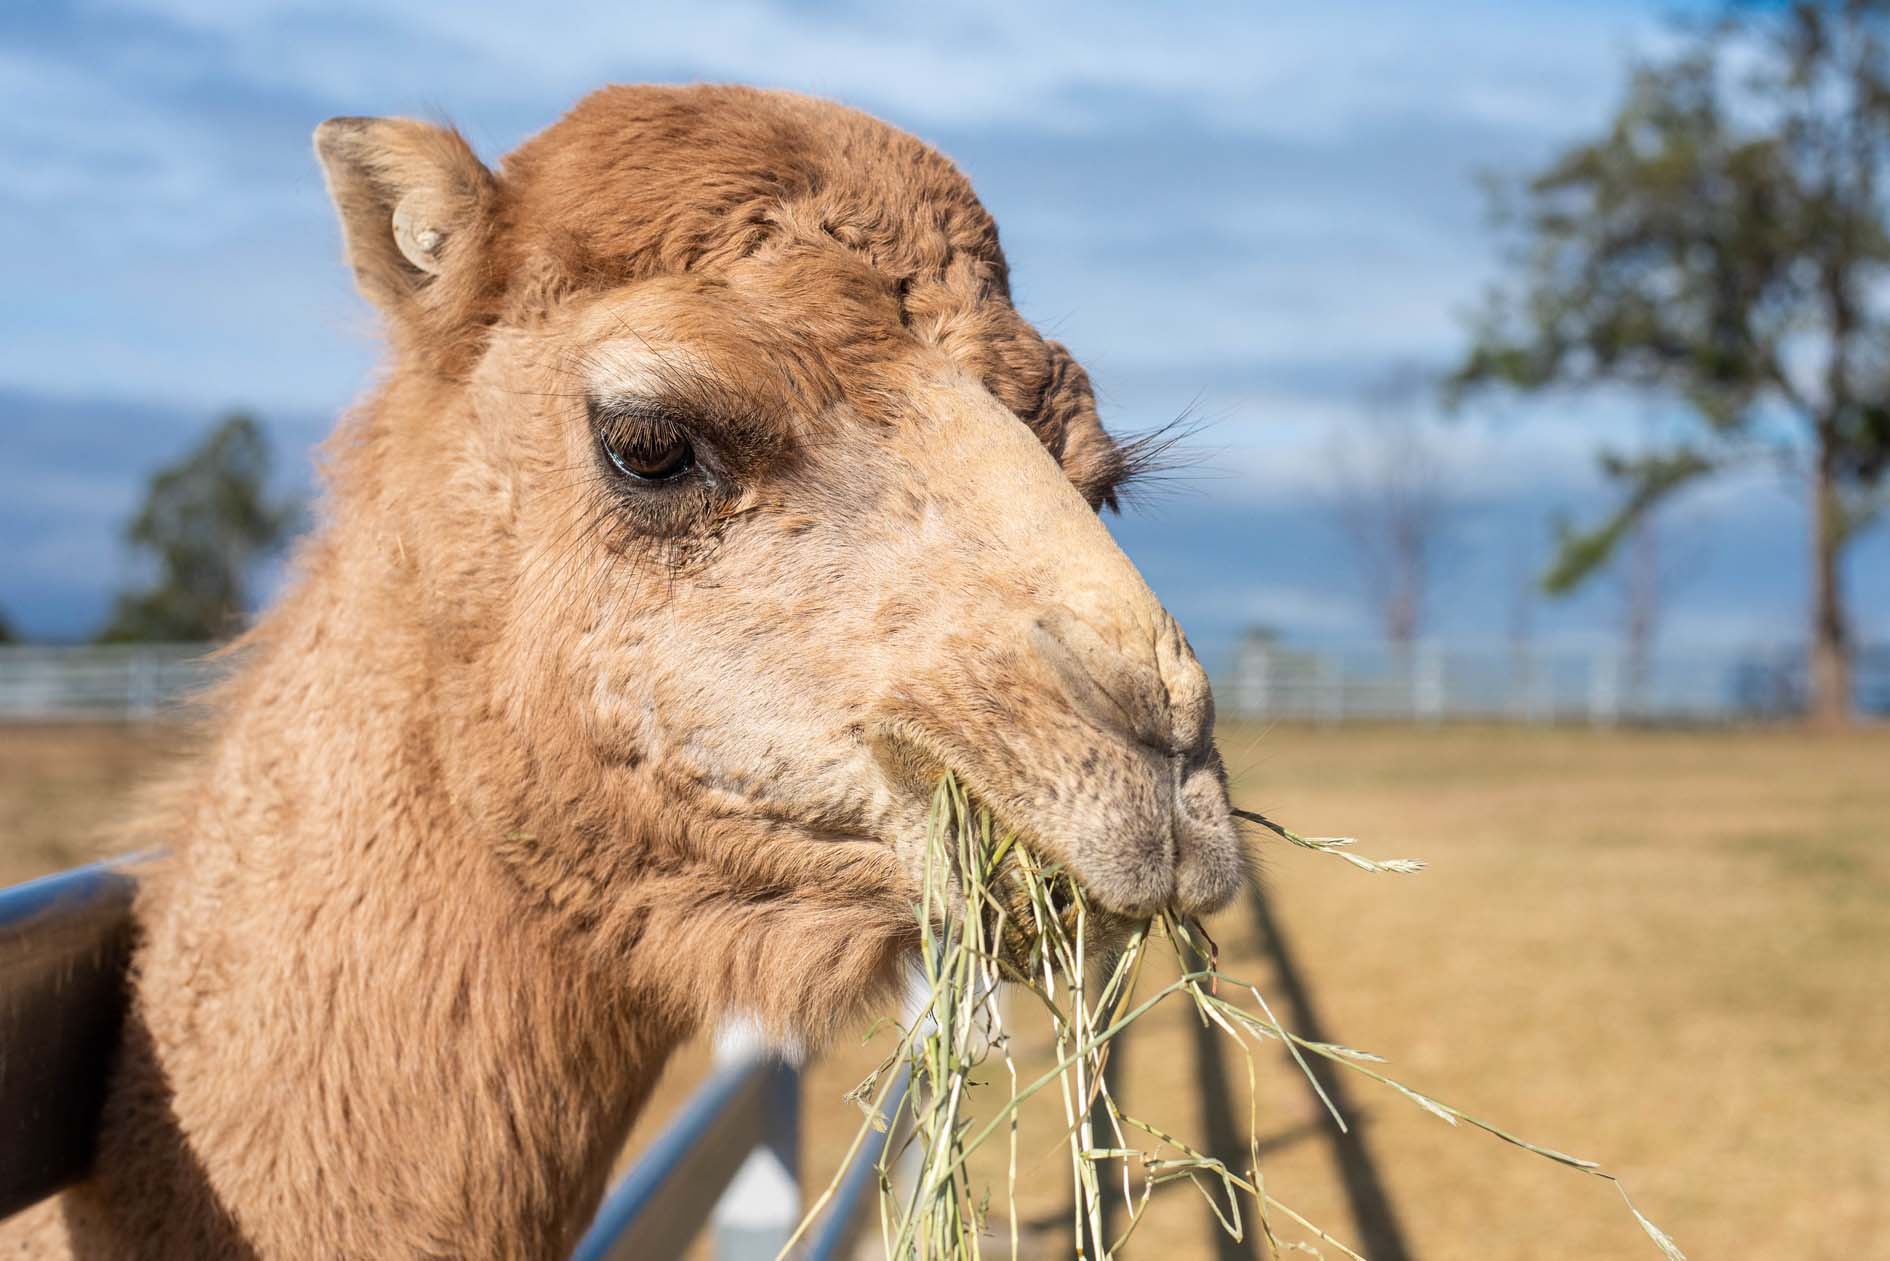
top-left (310, 86), bottom-right (1244, 1044)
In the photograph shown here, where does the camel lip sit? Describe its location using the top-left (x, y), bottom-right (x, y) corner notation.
top-left (864, 722), bottom-right (1198, 917)
top-left (906, 769), bottom-right (1071, 890)
top-left (881, 757), bottom-right (1095, 900)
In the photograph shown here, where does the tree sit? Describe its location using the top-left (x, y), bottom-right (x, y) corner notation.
top-left (1330, 366), bottom-right (1453, 661)
top-left (0, 604), bottom-right (15, 644)
top-left (1452, 0), bottom-right (1890, 725)
top-left (97, 413), bottom-right (295, 643)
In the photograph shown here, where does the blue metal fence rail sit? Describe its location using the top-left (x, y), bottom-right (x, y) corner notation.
top-left (0, 863), bottom-right (898, 1258)
top-left (578, 1052), bottom-right (797, 1260)
top-left (0, 860), bottom-right (138, 1219)
top-left (800, 1065), bottom-right (909, 1261)
top-left (576, 1054), bottom-right (906, 1261)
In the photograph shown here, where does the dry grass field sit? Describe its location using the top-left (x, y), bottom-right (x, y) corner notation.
top-left (0, 724), bottom-right (184, 886)
top-left (4, 720), bottom-right (1886, 1258)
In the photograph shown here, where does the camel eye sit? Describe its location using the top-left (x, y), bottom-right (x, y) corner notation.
top-left (601, 424), bottom-right (695, 482)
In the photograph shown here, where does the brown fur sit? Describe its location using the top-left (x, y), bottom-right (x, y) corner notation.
top-left (2, 85), bottom-right (1242, 1258)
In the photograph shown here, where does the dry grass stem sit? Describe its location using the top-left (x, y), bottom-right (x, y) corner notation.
top-left (789, 776), bottom-right (1684, 1261)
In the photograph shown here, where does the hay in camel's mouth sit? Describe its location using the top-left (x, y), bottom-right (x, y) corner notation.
top-left (785, 774), bottom-right (1687, 1261)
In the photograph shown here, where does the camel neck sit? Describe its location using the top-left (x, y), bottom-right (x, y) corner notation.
top-left (82, 621), bottom-right (687, 1259)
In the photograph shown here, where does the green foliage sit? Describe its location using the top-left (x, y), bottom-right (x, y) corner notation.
top-left (0, 604), bottom-right (15, 644)
top-left (96, 413), bottom-right (296, 644)
top-left (1541, 448), bottom-right (1718, 593)
top-left (1453, 1), bottom-right (1890, 598)
top-left (1834, 482), bottom-right (1889, 546)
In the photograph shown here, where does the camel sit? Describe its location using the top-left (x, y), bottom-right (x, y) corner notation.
top-left (1, 85), bottom-right (1244, 1259)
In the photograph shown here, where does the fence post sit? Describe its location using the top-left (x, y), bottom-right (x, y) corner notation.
top-left (708, 1023), bottom-right (800, 1261)
top-left (129, 651), bottom-right (159, 720)
top-left (1234, 641), bottom-right (1271, 721)
top-left (1589, 648), bottom-right (1621, 728)
top-left (1415, 644), bottom-right (1445, 724)
top-left (1318, 652), bottom-right (1344, 725)
top-left (1526, 649), bottom-right (1550, 724)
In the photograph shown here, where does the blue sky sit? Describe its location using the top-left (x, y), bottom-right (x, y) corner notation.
top-left (3, 0), bottom-right (1884, 669)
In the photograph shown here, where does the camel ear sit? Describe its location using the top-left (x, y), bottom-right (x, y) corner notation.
top-left (313, 117), bottom-right (501, 338)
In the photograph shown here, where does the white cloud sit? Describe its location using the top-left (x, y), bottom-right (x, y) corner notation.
top-left (2, 0), bottom-right (1669, 417)
top-left (17, 0), bottom-right (1877, 651)
top-left (89, 0), bottom-right (1659, 138)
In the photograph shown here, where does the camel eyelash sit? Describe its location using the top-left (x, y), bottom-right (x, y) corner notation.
top-left (586, 400), bottom-right (729, 545)
top-left (596, 412), bottom-right (699, 485)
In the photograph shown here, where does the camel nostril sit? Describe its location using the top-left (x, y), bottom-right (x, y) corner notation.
top-left (1169, 758), bottom-right (1244, 915)
top-left (1031, 605), bottom-right (1204, 756)
top-left (1154, 620), bottom-right (1213, 756)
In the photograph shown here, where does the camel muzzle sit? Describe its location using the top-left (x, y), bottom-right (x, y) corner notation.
top-left (869, 603), bottom-right (1244, 922)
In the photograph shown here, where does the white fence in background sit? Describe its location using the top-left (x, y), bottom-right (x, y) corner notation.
top-left (0, 645), bottom-right (223, 721)
top-left (4, 640), bottom-right (1888, 725)
top-left (1225, 638), bottom-right (1890, 724)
